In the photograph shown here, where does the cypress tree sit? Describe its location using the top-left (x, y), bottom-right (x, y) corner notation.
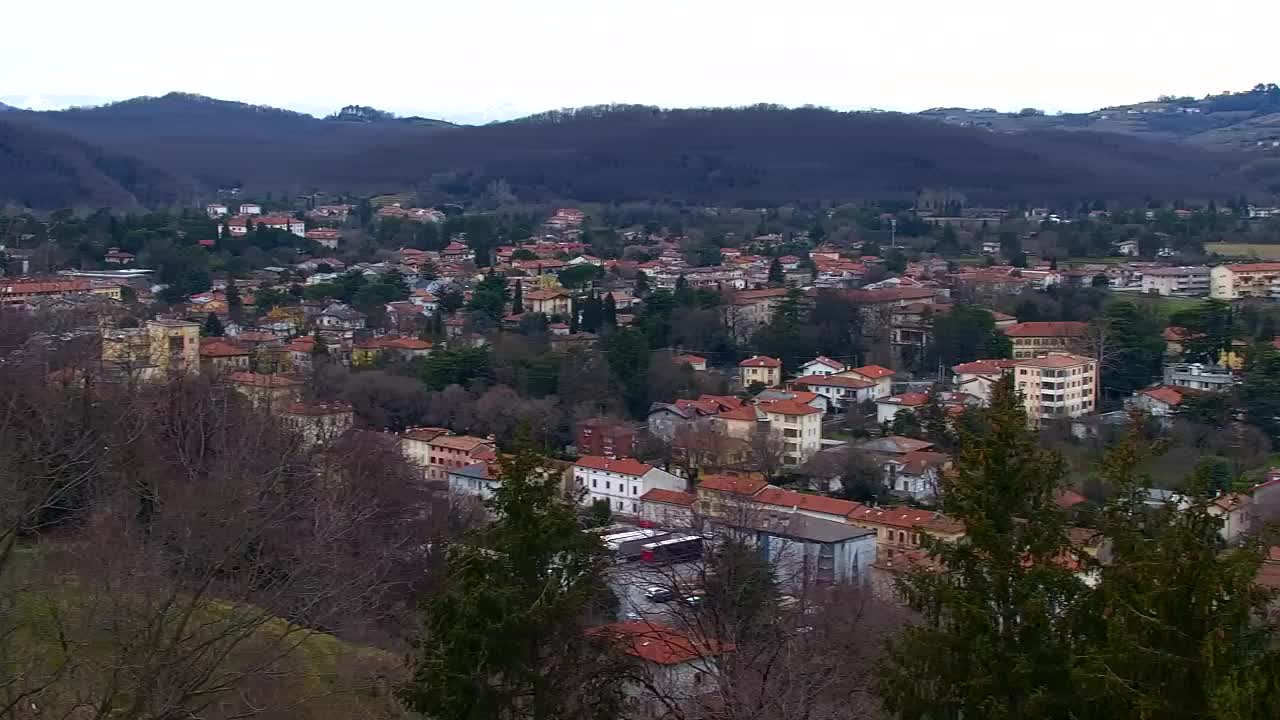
top-left (601, 292), bottom-right (617, 329)
top-left (201, 313), bottom-right (224, 337)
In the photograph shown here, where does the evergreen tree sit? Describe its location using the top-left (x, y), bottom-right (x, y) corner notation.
top-left (225, 280), bottom-right (243, 323)
top-left (467, 269), bottom-right (509, 320)
top-left (674, 274), bottom-right (693, 306)
top-left (580, 290), bottom-right (602, 333)
top-left (569, 296), bottom-right (580, 334)
top-left (601, 292), bottom-right (617, 329)
top-left (633, 270), bottom-right (650, 297)
top-left (201, 313), bottom-right (224, 337)
top-left (398, 439), bottom-right (623, 720)
top-left (704, 537), bottom-right (782, 645)
top-left (768, 257), bottom-right (784, 284)
top-left (877, 376), bottom-right (1083, 719)
top-left (511, 280), bottom-right (524, 315)
top-left (1071, 424), bottom-right (1280, 719)
top-left (604, 327), bottom-right (651, 417)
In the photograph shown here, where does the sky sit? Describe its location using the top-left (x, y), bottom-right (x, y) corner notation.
top-left (4, 0), bottom-right (1277, 124)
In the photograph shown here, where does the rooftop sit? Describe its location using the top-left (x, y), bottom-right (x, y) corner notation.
top-left (1001, 321), bottom-right (1089, 338)
top-left (575, 455), bottom-right (653, 477)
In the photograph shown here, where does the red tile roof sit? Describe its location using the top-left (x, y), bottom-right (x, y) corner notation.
top-left (1001, 321), bottom-right (1089, 338)
top-left (1017, 353), bottom-right (1093, 369)
top-left (805, 356), bottom-right (844, 370)
top-left (848, 365), bottom-right (895, 380)
top-left (640, 488), bottom-right (697, 506)
top-left (199, 339), bottom-right (249, 357)
top-left (842, 288), bottom-right (938, 303)
top-left (952, 359), bottom-right (1019, 375)
top-left (879, 392), bottom-right (929, 407)
top-left (755, 488), bottom-right (862, 517)
top-left (227, 372), bottom-right (302, 388)
top-left (716, 405), bottom-right (762, 422)
top-left (672, 354), bottom-right (707, 365)
top-left (382, 337), bottom-right (433, 350)
top-left (575, 455), bottom-right (653, 477)
top-left (402, 427), bottom-right (449, 442)
top-left (588, 622), bottom-right (732, 665)
top-left (1224, 263), bottom-right (1280, 273)
top-left (759, 399), bottom-right (822, 416)
top-left (792, 374), bottom-right (874, 389)
top-left (1054, 488), bottom-right (1088, 509)
top-left (697, 473), bottom-right (768, 496)
top-left (1139, 385), bottom-right (1184, 406)
top-left (739, 355), bottom-right (781, 368)
top-left (847, 504), bottom-right (961, 533)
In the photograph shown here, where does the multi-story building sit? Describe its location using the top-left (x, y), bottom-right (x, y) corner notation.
top-left (788, 374), bottom-right (876, 410)
top-left (524, 288), bottom-right (573, 317)
top-left (572, 456), bottom-right (686, 516)
top-left (1141, 266), bottom-right (1210, 296)
top-left (951, 358), bottom-right (1019, 405)
top-left (575, 418), bottom-right (639, 458)
top-left (1002, 321), bottom-right (1089, 359)
top-left (723, 288), bottom-right (790, 340)
top-left (1210, 263), bottom-right (1280, 300)
top-left (738, 355), bottom-right (782, 388)
top-left (1, 278), bottom-right (96, 306)
top-left (278, 401), bottom-right (354, 446)
top-left (255, 215), bottom-right (306, 237)
top-left (837, 365), bottom-right (896, 400)
top-left (1013, 353), bottom-right (1098, 423)
top-left (758, 399), bottom-right (823, 466)
top-left (101, 319), bottom-right (201, 378)
top-left (400, 430), bottom-right (497, 483)
top-left (1163, 362), bottom-right (1237, 392)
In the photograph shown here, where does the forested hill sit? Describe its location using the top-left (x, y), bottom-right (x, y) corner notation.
top-left (0, 94), bottom-right (1267, 208)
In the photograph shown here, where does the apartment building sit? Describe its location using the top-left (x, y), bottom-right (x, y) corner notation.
top-left (1002, 321), bottom-right (1089, 359)
top-left (1014, 353), bottom-right (1098, 423)
top-left (573, 456), bottom-right (686, 516)
top-left (1141, 266), bottom-right (1210, 296)
top-left (1210, 263), bottom-right (1280, 300)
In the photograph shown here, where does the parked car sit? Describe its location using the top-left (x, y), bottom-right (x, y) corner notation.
top-left (644, 586), bottom-right (675, 603)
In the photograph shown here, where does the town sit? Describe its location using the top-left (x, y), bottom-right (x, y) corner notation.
top-left (3, 192), bottom-right (1280, 719)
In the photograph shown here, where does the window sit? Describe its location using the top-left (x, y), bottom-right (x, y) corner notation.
top-left (632, 485), bottom-right (637, 495)
top-left (605, 481), bottom-right (611, 490)
top-left (592, 478), bottom-right (597, 488)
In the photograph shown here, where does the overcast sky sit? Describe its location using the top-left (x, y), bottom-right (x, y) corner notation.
top-left (5, 0), bottom-right (1276, 123)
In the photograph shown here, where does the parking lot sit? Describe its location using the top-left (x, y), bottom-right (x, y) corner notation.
top-left (607, 559), bottom-right (704, 622)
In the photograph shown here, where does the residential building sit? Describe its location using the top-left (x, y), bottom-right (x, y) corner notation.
top-left (739, 355), bottom-right (782, 388)
top-left (951, 359), bottom-right (1019, 405)
top-left (306, 229), bottom-right (341, 248)
top-left (647, 395), bottom-right (740, 442)
top-left (316, 303), bottom-right (367, 334)
top-left (755, 388), bottom-right (828, 415)
top-left (576, 418), bottom-right (639, 458)
top-left (1, 278), bottom-right (96, 306)
top-left (573, 456), bottom-right (686, 515)
top-left (226, 371), bottom-right (303, 408)
top-left (256, 215), bottom-right (306, 238)
top-left (410, 432), bottom-right (498, 483)
top-left (1014, 353), bottom-right (1098, 423)
top-left (588, 622), bottom-right (732, 714)
top-left (447, 461), bottom-right (502, 502)
top-left (845, 504), bottom-right (965, 551)
top-left (1208, 493), bottom-right (1253, 544)
top-left (206, 203), bottom-right (229, 217)
top-left (1210, 263), bottom-right (1280, 300)
top-left (198, 338), bottom-right (251, 373)
top-left (693, 472), bottom-right (770, 520)
top-left (1002, 321), bottom-right (1089, 359)
top-left (800, 356), bottom-right (846, 376)
top-left (880, 450), bottom-right (952, 502)
top-left (837, 365), bottom-right (895, 400)
top-left (788, 374), bottom-right (876, 410)
top-left (1163, 362), bottom-right (1236, 392)
top-left (1128, 385), bottom-right (1185, 417)
top-left (1141, 266), bottom-right (1210, 296)
top-left (639, 488), bottom-right (699, 529)
top-left (238, 203), bottom-right (262, 215)
top-left (758, 399), bottom-right (824, 465)
top-left (876, 392), bottom-right (929, 424)
top-left (278, 401), bottom-right (354, 446)
top-left (723, 288), bottom-right (791, 340)
top-left (524, 288), bottom-right (573, 317)
top-left (101, 319), bottom-right (201, 378)
top-left (671, 354), bottom-right (707, 371)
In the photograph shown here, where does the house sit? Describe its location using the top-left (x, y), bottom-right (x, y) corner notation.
top-left (1128, 385), bottom-right (1185, 417)
top-left (1210, 263), bottom-right (1280, 300)
top-left (573, 456), bottom-right (687, 516)
top-left (855, 435), bottom-right (935, 456)
top-left (305, 229), bottom-right (341, 249)
top-left (101, 319), bottom-right (201, 378)
top-left (401, 429), bottom-right (497, 483)
top-left (739, 355), bottom-right (782, 388)
top-left (639, 488), bottom-right (699, 529)
top-left (694, 472), bottom-right (771, 520)
top-left (845, 504), bottom-right (965, 551)
top-left (524, 288), bottom-right (573, 317)
top-left (256, 215), bottom-right (306, 238)
top-left (226, 371), bottom-right (303, 408)
top-left (723, 288), bottom-right (790, 340)
top-left (238, 203), bottom-right (262, 215)
top-left (278, 401), bottom-right (354, 446)
top-left (587, 622), bottom-right (732, 714)
top-left (576, 418), bottom-right (639, 458)
top-left (880, 450), bottom-right (952, 502)
top-left (951, 359), bottom-right (1019, 405)
top-left (447, 461), bottom-right (502, 502)
top-left (1141, 266), bottom-right (1210, 296)
top-left (876, 392), bottom-right (930, 424)
top-left (1162, 362), bottom-right (1236, 392)
top-left (103, 247), bottom-right (136, 265)
top-left (382, 336), bottom-right (433, 361)
top-left (671, 354), bottom-right (707, 371)
top-left (2, 278), bottom-right (96, 306)
top-left (317, 303), bottom-right (367, 334)
top-left (788, 374), bottom-right (876, 410)
top-left (711, 511), bottom-right (876, 588)
top-left (755, 388), bottom-right (828, 416)
top-left (198, 338), bottom-right (251, 373)
top-left (1001, 321), bottom-right (1089, 359)
top-left (1014, 353), bottom-right (1098, 423)
top-left (800, 356), bottom-right (846, 376)
top-left (837, 365), bottom-right (895, 400)
top-left (206, 203), bottom-right (229, 218)
top-left (1208, 493), bottom-right (1253, 544)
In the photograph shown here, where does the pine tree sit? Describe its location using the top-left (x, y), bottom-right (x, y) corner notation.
top-left (201, 313), bottom-right (224, 337)
top-left (398, 438), bottom-right (624, 720)
top-left (511, 280), bottom-right (524, 315)
top-left (225, 280), bottom-right (243, 323)
top-left (633, 270), bottom-right (650, 297)
top-left (580, 290), bottom-right (602, 333)
top-left (1070, 423), bottom-right (1280, 719)
top-left (877, 376), bottom-right (1083, 719)
top-left (601, 292), bottom-right (617, 329)
top-left (768, 257), bottom-right (784, 284)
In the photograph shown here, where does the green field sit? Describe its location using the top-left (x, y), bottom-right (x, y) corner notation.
top-left (1207, 242), bottom-right (1280, 260)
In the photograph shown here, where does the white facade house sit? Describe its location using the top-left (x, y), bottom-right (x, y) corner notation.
top-left (758, 400), bottom-right (824, 466)
top-left (789, 374), bottom-right (876, 410)
top-left (206, 203), bottom-right (229, 218)
top-left (447, 462), bottom-right (500, 502)
top-left (951, 359), bottom-right (1018, 405)
top-left (238, 203), bottom-right (262, 215)
top-left (799, 356), bottom-right (846, 376)
top-left (256, 215), bottom-right (307, 238)
top-left (574, 456), bottom-right (686, 516)
top-left (838, 365), bottom-right (895, 400)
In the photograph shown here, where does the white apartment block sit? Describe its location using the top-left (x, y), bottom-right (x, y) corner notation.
top-left (1140, 266), bottom-right (1210, 296)
top-left (573, 456), bottom-right (686, 516)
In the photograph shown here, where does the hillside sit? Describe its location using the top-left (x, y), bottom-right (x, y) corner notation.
top-left (341, 105), bottom-right (1248, 205)
top-left (2, 93), bottom-right (1272, 208)
top-left (23, 92), bottom-right (458, 190)
top-left (0, 113), bottom-right (193, 208)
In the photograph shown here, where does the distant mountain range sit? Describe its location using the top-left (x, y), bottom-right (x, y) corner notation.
top-left (1, 89), bottom-right (1278, 209)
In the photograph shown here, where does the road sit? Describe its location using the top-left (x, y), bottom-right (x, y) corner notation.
top-left (606, 560), bottom-right (703, 623)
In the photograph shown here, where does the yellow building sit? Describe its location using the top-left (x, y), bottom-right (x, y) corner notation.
top-left (101, 319), bottom-right (201, 379)
top-left (1014, 353), bottom-right (1098, 424)
top-left (738, 355), bottom-right (782, 388)
top-left (1210, 263), bottom-right (1280, 300)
